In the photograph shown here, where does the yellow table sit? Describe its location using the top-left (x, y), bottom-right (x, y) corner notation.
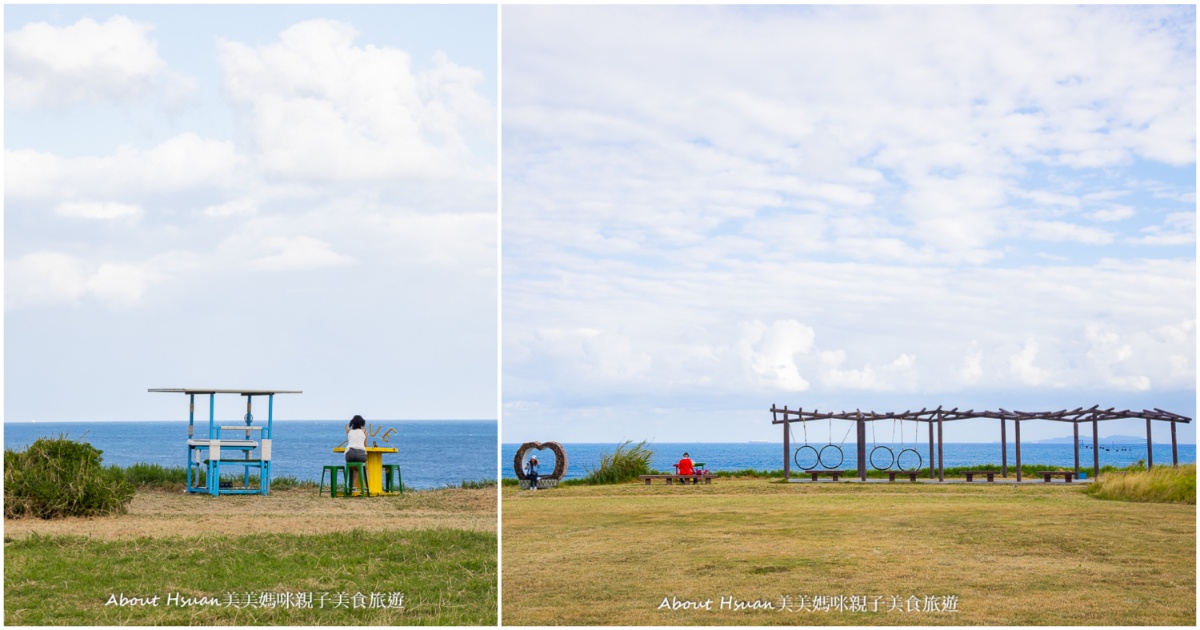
top-left (333, 446), bottom-right (399, 495)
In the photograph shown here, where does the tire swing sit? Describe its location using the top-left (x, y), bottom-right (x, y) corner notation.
top-left (817, 416), bottom-right (852, 470)
top-left (869, 418), bottom-right (895, 471)
top-left (896, 417), bottom-right (923, 473)
top-left (791, 419), bottom-right (819, 470)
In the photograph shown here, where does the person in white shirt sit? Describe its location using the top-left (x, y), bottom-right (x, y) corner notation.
top-left (346, 415), bottom-right (368, 493)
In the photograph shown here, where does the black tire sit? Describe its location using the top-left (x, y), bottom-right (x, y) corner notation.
top-left (794, 445), bottom-right (819, 471)
top-left (818, 444), bottom-right (843, 469)
top-left (897, 448), bottom-right (922, 472)
top-left (869, 445), bottom-right (895, 471)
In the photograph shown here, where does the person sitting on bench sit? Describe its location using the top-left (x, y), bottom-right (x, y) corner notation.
top-left (525, 455), bottom-right (540, 491)
top-left (677, 452), bottom-right (695, 477)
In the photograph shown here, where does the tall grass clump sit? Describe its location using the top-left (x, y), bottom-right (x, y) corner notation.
top-left (113, 462), bottom-right (188, 486)
top-left (451, 479), bottom-right (497, 490)
top-left (1085, 463), bottom-right (1195, 504)
top-left (4, 436), bottom-right (135, 519)
top-left (582, 440), bottom-right (654, 485)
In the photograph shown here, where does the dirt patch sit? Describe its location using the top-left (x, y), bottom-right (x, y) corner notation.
top-left (4, 487), bottom-right (496, 540)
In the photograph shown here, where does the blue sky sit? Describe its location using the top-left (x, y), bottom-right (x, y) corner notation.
top-left (502, 5), bottom-right (1196, 444)
top-left (5, 5), bottom-right (498, 422)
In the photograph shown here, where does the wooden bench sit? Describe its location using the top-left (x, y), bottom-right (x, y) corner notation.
top-left (638, 474), bottom-right (711, 485)
top-left (962, 471), bottom-right (997, 482)
top-left (887, 471), bottom-right (919, 482)
top-left (1037, 471), bottom-right (1074, 483)
top-left (803, 470), bottom-right (844, 481)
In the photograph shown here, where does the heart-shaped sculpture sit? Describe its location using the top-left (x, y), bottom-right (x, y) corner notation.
top-left (513, 441), bottom-right (568, 480)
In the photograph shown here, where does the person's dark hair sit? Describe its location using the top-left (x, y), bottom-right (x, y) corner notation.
top-left (683, 452), bottom-right (690, 457)
top-left (349, 415), bottom-right (366, 430)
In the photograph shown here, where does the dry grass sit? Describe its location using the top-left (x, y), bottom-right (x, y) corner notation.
top-left (501, 479), bottom-right (1195, 625)
top-left (1085, 463), bottom-right (1195, 504)
top-left (4, 486), bottom-right (496, 540)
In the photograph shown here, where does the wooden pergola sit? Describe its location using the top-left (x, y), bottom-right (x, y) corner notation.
top-left (771, 405), bottom-right (1192, 482)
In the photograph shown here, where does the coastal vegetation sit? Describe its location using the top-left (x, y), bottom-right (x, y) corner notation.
top-left (4, 436), bottom-right (135, 519)
top-left (1084, 463), bottom-right (1196, 504)
top-left (580, 440), bottom-right (656, 485)
top-left (503, 478), bottom-right (1195, 625)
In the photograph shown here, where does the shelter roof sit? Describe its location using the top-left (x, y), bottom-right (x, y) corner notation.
top-left (149, 388), bottom-right (302, 395)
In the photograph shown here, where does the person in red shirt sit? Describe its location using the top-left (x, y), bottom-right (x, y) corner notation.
top-left (677, 452), bottom-right (695, 477)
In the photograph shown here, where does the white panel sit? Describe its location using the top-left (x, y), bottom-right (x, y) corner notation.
top-left (261, 439), bottom-right (272, 461)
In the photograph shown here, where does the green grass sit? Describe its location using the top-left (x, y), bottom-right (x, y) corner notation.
top-left (103, 463), bottom-right (317, 491)
top-left (502, 479), bottom-right (1195, 625)
top-left (4, 528), bottom-right (496, 625)
top-left (1085, 463), bottom-right (1196, 504)
top-left (581, 440), bottom-right (655, 485)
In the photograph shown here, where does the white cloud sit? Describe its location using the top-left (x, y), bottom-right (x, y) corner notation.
top-left (5, 252), bottom-right (88, 307)
top-left (203, 199), bottom-right (257, 217)
top-left (5, 251), bottom-right (172, 309)
top-left (6, 133), bottom-right (241, 200)
top-left (250, 236), bottom-right (355, 272)
top-left (739, 320), bottom-right (816, 392)
top-left (217, 19), bottom-right (495, 183)
top-left (4, 16), bottom-right (196, 108)
top-left (1133, 212), bottom-right (1195, 246)
top-left (1088, 205), bottom-right (1135, 222)
top-left (959, 345), bottom-right (984, 385)
top-left (85, 263), bottom-right (156, 304)
top-left (1010, 338), bottom-right (1052, 386)
top-left (505, 5), bottom-right (1194, 271)
top-left (1025, 220), bottom-right (1115, 244)
top-left (55, 201), bottom-right (141, 220)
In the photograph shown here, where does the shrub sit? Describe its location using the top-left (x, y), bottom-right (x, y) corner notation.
top-left (582, 440), bottom-right (654, 484)
top-left (1085, 464), bottom-right (1195, 504)
top-left (5, 436), bottom-right (136, 519)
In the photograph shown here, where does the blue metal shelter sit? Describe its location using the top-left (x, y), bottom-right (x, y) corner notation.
top-left (149, 388), bottom-right (302, 496)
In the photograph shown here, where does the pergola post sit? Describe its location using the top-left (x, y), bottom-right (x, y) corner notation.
top-left (1015, 419), bottom-right (1022, 482)
top-left (937, 411), bottom-right (944, 482)
top-left (1146, 418), bottom-right (1153, 469)
top-left (1073, 421), bottom-right (1080, 478)
top-left (1092, 417), bottom-right (1100, 480)
top-left (856, 414), bottom-right (866, 481)
top-left (1001, 418), bottom-right (1008, 478)
top-left (781, 406), bottom-right (790, 482)
top-left (928, 420), bottom-right (935, 479)
top-left (1171, 421), bottom-right (1178, 467)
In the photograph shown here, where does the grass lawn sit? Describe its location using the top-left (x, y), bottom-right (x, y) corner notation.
top-left (501, 479), bottom-right (1195, 626)
top-left (4, 487), bottom-right (497, 625)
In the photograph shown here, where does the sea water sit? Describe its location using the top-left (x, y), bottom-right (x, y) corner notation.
top-left (4, 420), bottom-right (497, 490)
top-left (501, 441), bottom-right (1196, 480)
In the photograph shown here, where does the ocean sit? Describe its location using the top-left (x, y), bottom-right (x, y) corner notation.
top-left (4, 420), bottom-right (497, 490)
top-left (501, 441), bottom-right (1197, 480)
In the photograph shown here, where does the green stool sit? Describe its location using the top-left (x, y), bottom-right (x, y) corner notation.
top-left (382, 464), bottom-right (403, 493)
top-left (344, 462), bottom-right (368, 497)
top-left (318, 465), bottom-right (342, 498)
